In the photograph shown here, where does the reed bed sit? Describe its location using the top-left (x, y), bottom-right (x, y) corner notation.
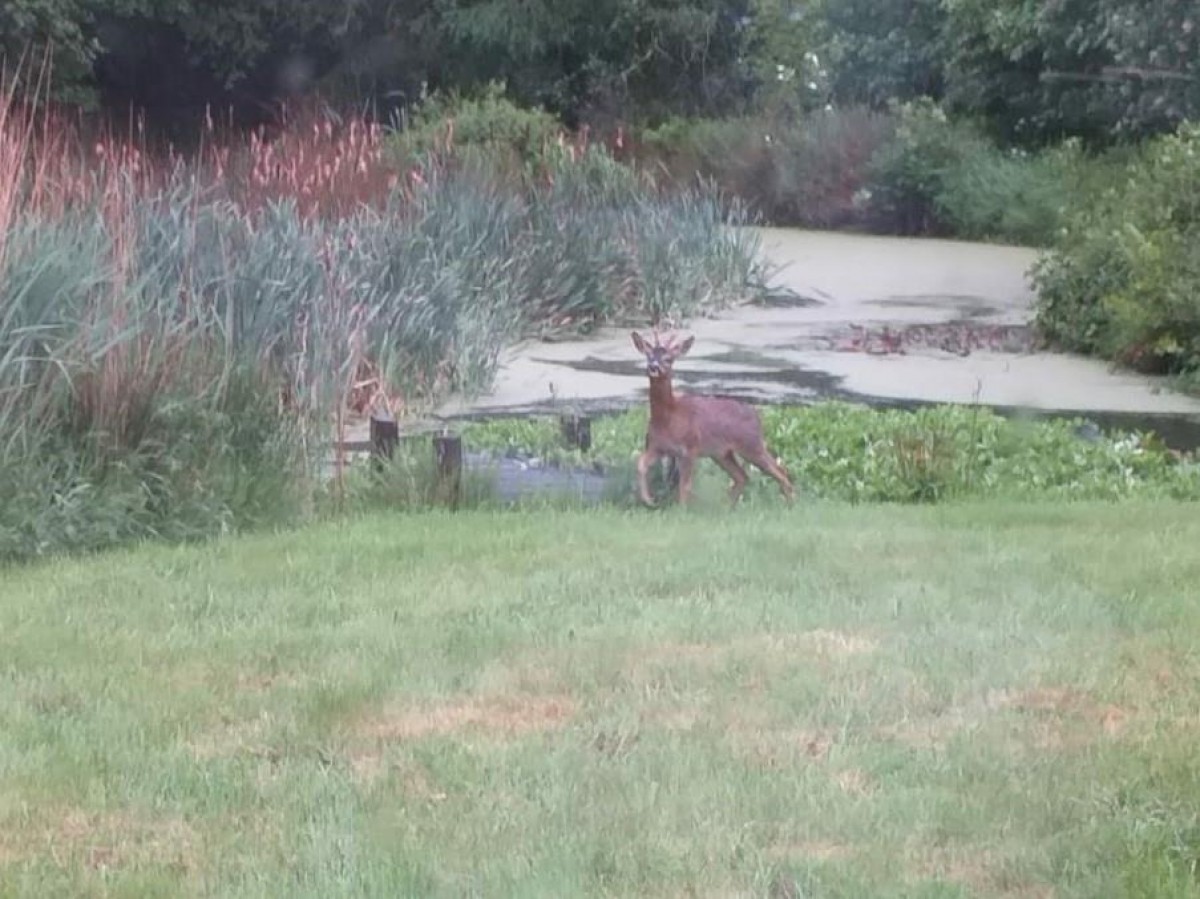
top-left (0, 84), bottom-right (765, 561)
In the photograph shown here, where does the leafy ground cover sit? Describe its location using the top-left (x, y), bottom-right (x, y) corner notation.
top-left (455, 404), bottom-right (1200, 506)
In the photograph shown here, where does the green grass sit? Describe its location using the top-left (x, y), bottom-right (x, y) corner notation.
top-left (3, 502), bottom-right (1200, 897)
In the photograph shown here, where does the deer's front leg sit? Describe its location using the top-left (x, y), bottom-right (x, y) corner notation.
top-left (636, 448), bottom-right (661, 507)
top-left (676, 454), bottom-right (697, 505)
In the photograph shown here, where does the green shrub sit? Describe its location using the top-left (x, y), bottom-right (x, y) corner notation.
top-left (762, 403), bottom-right (1198, 503)
top-left (637, 102), bottom-right (1122, 247)
top-left (638, 116), bottom-right (754, 174)
top-left (389, 81), bottom-right (563, 178)
top-left (639, 108), bottom-right (896, 229)
top-left (863, 99), bottom-right (993, 236)
top-left (758, 107), bottom-right (897, 229)
top-left (1033, 123), bottom-right (1200, 380)
top-left (934, 140), bottom-right (1095, 247)
top-left (862, 100), bottom-right (1135, 246)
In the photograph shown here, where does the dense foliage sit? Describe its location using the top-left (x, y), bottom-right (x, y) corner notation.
top-left (940, 0), bottom-right (1200, 145)
top-left (636, 100), bottom-right (1129, 246)
top-left (1034, 123), bottom-right (1200, 384)
top-left (2, 0), bottom-right (1194, 146)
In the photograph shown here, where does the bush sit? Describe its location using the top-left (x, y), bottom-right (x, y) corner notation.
top-left (0, 372), bottom-right (302, 562)
top-left (858, 98), bottom-right (1112, 245)
top-left (639, 108), bottom-right (896, 229)
top-left (389, 81), bottom-right (564, 180)
top-left (928, 140), bottom-right (1097, 247)
top-left (636, 101), bottom-right (1126, 247)
top-left (860, 100), bottom-right (990, 236)
top-left (1033, 123), bottom-right (1200, 381)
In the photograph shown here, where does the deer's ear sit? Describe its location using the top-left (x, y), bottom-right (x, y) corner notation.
top-left (631, 331), bottom-right (648, 354)
top-left (672, 336), bottom-right (695, 358)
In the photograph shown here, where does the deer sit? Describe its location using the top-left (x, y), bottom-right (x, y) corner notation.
top-left (632, 330), bottom-right (795, 508)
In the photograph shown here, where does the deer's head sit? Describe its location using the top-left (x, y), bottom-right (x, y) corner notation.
top-left (631, 330), bottom-right (694, 380)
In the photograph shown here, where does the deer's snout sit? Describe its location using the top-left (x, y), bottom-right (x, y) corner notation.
top-left (645, 352), bottom-right (670, 378)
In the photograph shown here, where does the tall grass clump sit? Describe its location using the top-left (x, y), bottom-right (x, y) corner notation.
top-left (0, 129), bottom-right (311, 560)
top-left (0, 84), bottom-right (764, 563)
top-left (387, 85), bottom-right (767, 331)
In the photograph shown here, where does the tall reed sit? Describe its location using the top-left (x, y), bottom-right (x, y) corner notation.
top-left (0, 85), bottom-right (765, 561)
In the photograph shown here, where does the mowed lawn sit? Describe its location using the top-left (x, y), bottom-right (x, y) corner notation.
top-left (3, 502), bottom-right (1200, 898)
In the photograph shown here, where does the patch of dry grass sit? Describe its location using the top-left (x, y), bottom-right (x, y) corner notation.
top-left (907, 844), bottom-right (1058, 898)
top-left (352, 693), bottom-right (577, 743)
top-left (879, 683), bottom-right (1140, 754)
top-left (1, 808), bottom-right (199, 874)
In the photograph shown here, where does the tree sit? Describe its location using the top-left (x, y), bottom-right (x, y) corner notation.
top-left (816, 0), bottom-right (946, 109)
top-left (1095, 0), bottom-right (1199, 139)
top-left (941, 0), bottom-right (1199, 145)
top-left (0, 0), bottom-right (98, 105)
top-left (2, 0), bottom-right (439, 133)
top-left (435, 0), bottom-right (753, 125)
top-left (92, 0), bottom-right (382, 133)
top-left (739, 0), bottom-right (827, 118)
top-left (4, 0), bottom-right (1192, 144)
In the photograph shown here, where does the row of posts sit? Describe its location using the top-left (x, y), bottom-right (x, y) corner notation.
top-left (367, 411), bottom-right (593, 508)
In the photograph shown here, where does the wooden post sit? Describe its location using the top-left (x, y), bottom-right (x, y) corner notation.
top-left (370, 411), bottom-right (399, 471)
top-left (433, 432), bottom-right (463, 509)
top-left (560, 414), bottom-right (592, 452)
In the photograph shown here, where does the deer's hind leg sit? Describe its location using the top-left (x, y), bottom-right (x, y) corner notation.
top-left (675, 454), bottom-right (698, 505)
top-left (745, 446), bottom-right (795, 505)
top-left (712, 451), bottom-right (749, 506)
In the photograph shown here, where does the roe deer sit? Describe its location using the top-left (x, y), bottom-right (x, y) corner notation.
top-left (632, 330), bottom-right (795, 507)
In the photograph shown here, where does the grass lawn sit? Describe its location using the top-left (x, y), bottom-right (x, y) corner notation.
top-left (2, 501), bottom-right (1200, 897)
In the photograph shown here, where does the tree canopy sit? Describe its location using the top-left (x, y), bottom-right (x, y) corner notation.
top-left (0, 0), bottom-right (1195, 143)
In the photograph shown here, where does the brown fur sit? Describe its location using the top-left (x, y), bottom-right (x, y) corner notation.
top-left (632, 330), bottom-right (795, 507)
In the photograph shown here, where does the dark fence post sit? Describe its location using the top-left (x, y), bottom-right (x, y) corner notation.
top-left (370, 411), bottom-right (399, 471)
top-left (433, 431), bottom-right (463, 509)
top-left (560, 414), bottom-right (592, 452)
